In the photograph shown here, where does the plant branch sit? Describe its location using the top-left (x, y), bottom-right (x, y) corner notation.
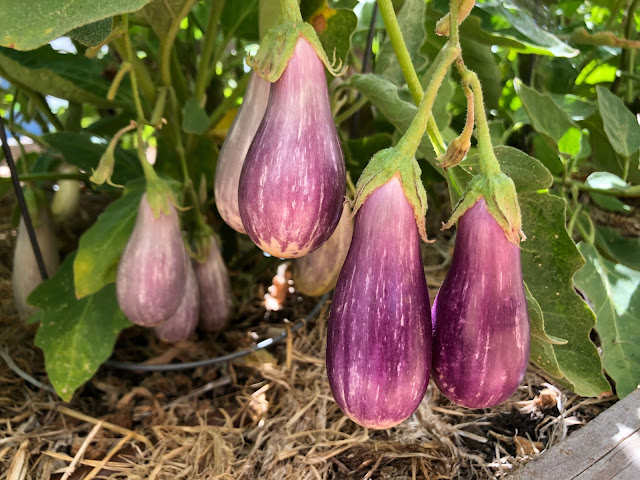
top-left (194, 0), bottom-right (225, 104)
top-left (553, 177), bottom-right (640, 197)
top-left (376, 0), bottom-right (446, 156)
top-left (160, 0), bottom-right (200, 87)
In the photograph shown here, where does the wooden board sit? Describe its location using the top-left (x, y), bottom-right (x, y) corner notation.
top-left (512, 388), bottom-right (640, 479)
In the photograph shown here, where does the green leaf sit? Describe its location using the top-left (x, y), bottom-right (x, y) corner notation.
top-left (519, 193), bottom-right (610, 396)
top-left (585, 171), bottom-right (631, 192)
top-left (596, 86), bottom-right (640, 159)
top-left (515, 79), bottom-right (582, 157)
top-left (316, 8), bottom-right (357, 69)
top-left (182, 97), bottom-right (209, 135)
top-left (574, 243), bottom-right (640, 398)
top-left (0, 46), bottom-right (130, 107)
top-left (74, 181), bottom-right (145, 298)
top-left (0, 0), bottom-right (153, 51)
top-left (472, 3), bottom-right (579, 57)
top-left (67, 18), bottom-right (113, 47)
top-left (459, 36), bottom-right (501, 110)
top-left (595, 227), bottom-right (640, 271)
top-left (44, 132), bottom-right (142, 186)
top-left (589, 192), bottom-right (633, 213)
top-left (377, 0), bottom-right (427, 86)
top-left (222, 0), bottom-right (259, 42)
top-left (141, 0), bottom-right (189, 38)
top-left (30, 254), bottom-right (131, 401)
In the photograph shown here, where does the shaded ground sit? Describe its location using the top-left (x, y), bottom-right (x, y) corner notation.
top-left (0, 190), bottom-right (620, 479)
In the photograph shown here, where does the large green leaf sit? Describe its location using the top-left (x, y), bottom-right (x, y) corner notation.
top-left (595, 227), bottom-right (640, 271)
top-left (596, 86), bottom-right (640, 159)
top-left (74, 181), bottom-right (145, 298)
top-left (141, 0), bottom-right (188, 37)
top-left (519, 193), bottom-right (610, 396)
top-left (30, 254), bottom-right (131, 401)
top-left (0, 46), bottom-right (130, 107)
top-left (574, 243), bottom-right (640, 398)
top-left (376, 0), bottom-right (427, 86)
top-left (0, 0), bottom-right (153, 50)
top-left (44, 132), bottom-right (142, 185)
top-left (316, 8), bottom-right (357, 69)
top-left (515, 79), bottom-right (582, 157)
top-left (67, 18), bottom-right (113, 47)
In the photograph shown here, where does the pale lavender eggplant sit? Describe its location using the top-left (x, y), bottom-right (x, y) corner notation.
top-left (431, 199), bottom-right (530, 409)
top-left (12, 209), bottom-right (59, 321)
top-left (294, 201), bottom-right (353, 296)
top-left (194, 236), bottom-right (232, 332)
top-left (327, 178), bottom-right (432, 429)
top-left (116, 194), bottom-right (187, 327)
top-left (238, 37), bottom-right (345, 258)
top-left (154, 258), bottom-right (199, 343)
top-left (214, 72), bottom-right (270, 233)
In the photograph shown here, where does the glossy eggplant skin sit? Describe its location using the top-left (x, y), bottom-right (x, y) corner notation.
top-left (238, 37), bottom-right (345, 258)
top-left (154, 257), bottom-right (199, 343)
top-left (294, 201), bottom-right (353, 296)
top-left (327, 178), bottom-right (431, 429)
top-left (116, 194), bottom-right (187, 327)
top-left (194, 236), bottom-right (232, 332)
top-left (12, 209), bottom-right (59, 321)
top-left (214, 72), bottom-right (270, 234)
top-left (431, 199), bottom-right (530, 409)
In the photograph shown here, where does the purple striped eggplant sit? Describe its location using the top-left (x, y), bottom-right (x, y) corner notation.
top-left (327, 177), bottom-right (431, 429)
top-left (238, 37), bottom-right (345, 258)
top-left (154, 257), bottom-right (199, 343)
top-left (12, 208), bottom-right (59, 321)
top-left (116, 194), bottom-right (187, 327)
top-left (194, 236), bottom-right (232, 332)
top-left (432, 199), bottom-right (530, 408)
top-left (214, 72), bottom-right (270, 233)
top-left (294, 201), bottom-right (353, 296)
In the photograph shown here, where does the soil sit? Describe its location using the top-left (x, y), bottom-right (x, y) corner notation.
top-left (0, 186), bottom-right (623, 480)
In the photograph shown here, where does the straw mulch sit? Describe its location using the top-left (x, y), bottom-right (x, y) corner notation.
top-left (0, 195), bottom-right (615, 480)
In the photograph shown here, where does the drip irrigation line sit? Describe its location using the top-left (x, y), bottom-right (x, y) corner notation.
top-left (104, 293), bottom-right (330, 372)
top-left (0, 116), bottom-right (49, 281)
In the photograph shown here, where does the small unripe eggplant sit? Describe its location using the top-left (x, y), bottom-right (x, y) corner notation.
top-left (432, 199), bottom-right (530, 409)
top-left (214, 72), bottom-right (270, 233)
top-left (294, 201), bottom-right (353, 296)
top-left (116, 194), bottom-right (187, 327)
top-left (154, 258), bottom-right (199, 343)
top-left (194, 236), bottom-right (232, 332)
top-left (327, 178), bottom-right (432, 429)
top-left (12, 208), bottom-right (59, 321)
top-left (239, 37), bottom-right (346, 258)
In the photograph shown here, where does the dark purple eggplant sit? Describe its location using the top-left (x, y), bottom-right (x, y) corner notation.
top-left (154, 257), bottom-right (199, 343)
top-left (116, 194), bottom-right (187, 327)
top-left (194, 236), bottom-right (232, 332)
top-left (327, 178), bottom-right (432, 429)
top-left (238, 37), bottom-right (345, 258)
top-left (431, 198), bottom-right (530, 408)
top-left (294, 201), bottom-right (353, 296)
top-left (12, 208), bottom-right (59, 321)
top-left (214, 72), bottom-right (270, 234)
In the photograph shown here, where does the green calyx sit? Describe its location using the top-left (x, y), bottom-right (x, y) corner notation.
top-left (248, 21), bottom-right (344, 82)
top-left (443, 172), bottom-right (525, 245)
top-left (190, 223), bottom-right (215, 264)
top-left (353, 147), bottom-right (429, 242)
top-left (145, 172), bottom-right (181, 219)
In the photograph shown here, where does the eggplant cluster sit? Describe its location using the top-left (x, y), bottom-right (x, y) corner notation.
top-left (116, 195), bottom-right (232, 342)
top-left (327, 190), bottom-right (529, 428)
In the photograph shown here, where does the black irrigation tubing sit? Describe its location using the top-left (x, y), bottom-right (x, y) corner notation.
top-left (104, 293), bottom-right (330, 372)
top-left (0, 115), bottom-right (49, 281)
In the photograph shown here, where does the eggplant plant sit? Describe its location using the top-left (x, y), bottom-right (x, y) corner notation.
top-left (3, 0), bottom-right (638, 408)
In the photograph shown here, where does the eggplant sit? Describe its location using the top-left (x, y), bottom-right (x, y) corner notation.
top-left (431, 198), bottom-right (530, 408)
top-left (326, 178), bottom-right (432, 429)
top-left (154, 257), bottom-right (199, 343)
top-left (12, 208), bottom-right (59, 321)
top-left (194, 236), bottom-right (232, 332)
top-left (238, 37), bottom-right (345, 258)
top-left (116, 194), bottom-right (187, 327)
top-left (294, 201), bottom-right (353, 296)
top-left (214, 72), bottom-right (270, 233)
